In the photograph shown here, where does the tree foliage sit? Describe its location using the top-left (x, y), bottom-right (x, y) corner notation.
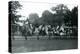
top-left (9, 1), bottom-right (22, 24)
top-left (28, 13), bottom-right (39, 24)
top-left (71, 6), bottom-right (78, 26)
top-left (64, 6), bottom-right (78, 26)
top-left (42, 10), bottom-right (54, 25)
top-left (51, 4), bottom-right (68, 14)
top-left (39, 4), bottom-right (69, 25)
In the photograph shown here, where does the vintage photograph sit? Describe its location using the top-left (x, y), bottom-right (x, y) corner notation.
top-left (9, 1), bottom-right (78, 53)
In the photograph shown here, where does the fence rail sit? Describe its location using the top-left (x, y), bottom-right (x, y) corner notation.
top-left (11, 35), bottom-right (77, 40)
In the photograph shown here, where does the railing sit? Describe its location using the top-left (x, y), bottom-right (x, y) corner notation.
top-left (11, 35), bottom-right (77, 40)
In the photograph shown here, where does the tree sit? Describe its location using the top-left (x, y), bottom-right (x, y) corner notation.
top-left (64, 10), bottom-right (72, 26)
top-left (41, 10), bottom-right (54, 25)
top-left (9, 1), bottom-right (22, 24)
top-left (9, 1), bottom-right (22, 40)
top-left (50, 4), bottom-right (69, 26)
top-left (51, 4), bottom-right (68, 14)
top-left (71, 6), bottom-right (78, 26)
top-left (28, 13), bottom-right (39, 26)
top-left (64, 6), bottom-right (78, 26)
top-left (40, 4), bottom-right (69, 26)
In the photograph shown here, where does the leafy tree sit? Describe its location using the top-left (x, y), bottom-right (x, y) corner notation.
top-left (40, 4), bottom-right (69, 26)
top-left (28, 13), bottom-right (39, 26)
top-left (71, 6), bottom-right (78, 26)
top-left (51, 4), bottom-right (68, 14)
top-left (64, 10), bottom-right (72, 26)
top-left (9, 1), bottom-right (22, 39)
top-left (64, 6), bottom-right (78, 26)
top-left (41, 10), bottom-right (54, 25)
top-left (9, 1), bottom-right (22, 24)
top-left (51, 4), bottom-right (69, 26)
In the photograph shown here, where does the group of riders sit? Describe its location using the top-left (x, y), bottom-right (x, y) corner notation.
top-left (12, 23), bottom-right (78, 40)
top-left (20, 24), bottom-right (71, 37)
top-left (11, 23), bottom-right (77, 40)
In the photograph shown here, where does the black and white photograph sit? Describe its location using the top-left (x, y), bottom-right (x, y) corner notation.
top-left (9, 1), bottom-right (78, 53)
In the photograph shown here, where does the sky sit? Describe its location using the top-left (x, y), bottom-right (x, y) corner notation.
top-left (16, 1), bottom-right (77, 24)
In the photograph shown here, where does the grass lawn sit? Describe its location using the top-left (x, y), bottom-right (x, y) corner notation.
top-left (12, 39), bottom-right (78, 53)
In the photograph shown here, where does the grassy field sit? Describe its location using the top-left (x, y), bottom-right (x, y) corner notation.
top-left (12, 39), bottom-right (78, 53)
